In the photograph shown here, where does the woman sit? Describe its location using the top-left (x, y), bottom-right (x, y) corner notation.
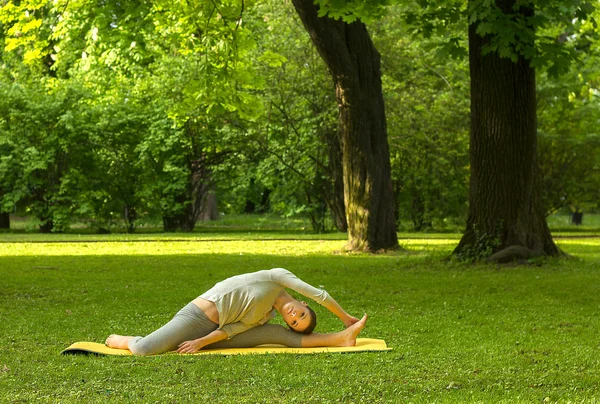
top-left (106, 268), bottom-right (367, 355)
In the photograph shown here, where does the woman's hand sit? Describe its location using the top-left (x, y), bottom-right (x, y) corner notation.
top-left (176, 329), bottom-right (228, 354)
top-left (177, 339), bottom-right (204, 354)
top-left (343, 315), bottom-right (361, 328)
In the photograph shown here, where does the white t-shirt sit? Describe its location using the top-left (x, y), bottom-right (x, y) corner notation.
top-left (199, 268), bottom-right (330, 338)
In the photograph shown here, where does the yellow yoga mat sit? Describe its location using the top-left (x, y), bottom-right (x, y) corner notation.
top-left (61, 338), bottom-right (392, 356)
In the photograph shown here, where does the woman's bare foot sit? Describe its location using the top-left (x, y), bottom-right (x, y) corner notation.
top-left (301, 313), bottom-right (368, 348)
top-left (105, 334), bottom-right (133, 350)
top-left (337, 313), bottom-right (368, 347)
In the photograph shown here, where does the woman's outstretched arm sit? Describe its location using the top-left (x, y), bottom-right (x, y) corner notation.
top-left (321, 298), bottom-right (360, 327)
top-left (272, 268), bottom-right (360, 327)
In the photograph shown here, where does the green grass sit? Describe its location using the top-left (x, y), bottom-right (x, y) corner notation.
top-left (1, 234), bottom-right (600, 403)
top-left (6, 213), bottom-right (318, 234)
top-left (547, 213), bottom-right (600, 235)
top-left (6, 212), bottom-right (600, 236)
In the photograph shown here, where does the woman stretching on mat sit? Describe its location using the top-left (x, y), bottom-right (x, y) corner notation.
top-left (105, 268), bottom-right (367, 355)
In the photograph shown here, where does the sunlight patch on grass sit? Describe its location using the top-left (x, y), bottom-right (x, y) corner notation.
top-left (557, 239), bottom-right (600, 247)
top-left (0, 240), bottom-right (347, 257)
top-left (401, 239), bottom-right (458, 252)
top-left (0, 238), bottom-right (460, 257)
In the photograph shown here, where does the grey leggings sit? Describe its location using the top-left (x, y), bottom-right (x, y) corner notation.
top-left (128, 302), bottom-right (302, 356)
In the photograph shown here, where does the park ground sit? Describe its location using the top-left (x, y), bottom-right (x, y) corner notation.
top-left (1, 214), bottom-right (600, 403)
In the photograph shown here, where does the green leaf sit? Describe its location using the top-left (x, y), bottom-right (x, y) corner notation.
top-left (258, 50), bottom-right (288, 67)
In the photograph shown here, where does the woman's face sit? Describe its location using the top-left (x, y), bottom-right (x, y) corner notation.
top-left (281, 300), bottom-right (312, 332)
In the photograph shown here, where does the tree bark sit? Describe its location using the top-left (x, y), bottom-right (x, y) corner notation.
top-left (39, 218), bottom-right (53, 233)
top-left (292, 0), bottom-right (398, 251)
top-left (0, 212), bottom-right (9, 229)
top-left (177, 156), bottom-right (213, 232)
top-left (323, 131), bottom-right (348, 232)
top-left (200, 192), bottom-right (219, 221)
top-left (454, 0), bottom-right (560, 261)
top-left (162, 216), bottom-right (180, 232)
top-left (571, 209), bottom-right (583, 225)
top-left (123, 204), bottom-right (137, 233)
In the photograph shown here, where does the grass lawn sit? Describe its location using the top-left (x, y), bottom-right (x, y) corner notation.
top-left (1, 233), bottom-right (599, 403)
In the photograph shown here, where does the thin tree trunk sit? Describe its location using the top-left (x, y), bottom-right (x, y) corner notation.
top-left (292, 0), bottom-right (398, 251)
top-left (180, 157), bottom-right (212, 232)
top-left (200, 192), bottom-right (219, 221)
top-left (39, 218), bottom-right (53, 233)
top-left (163, 216), bottom-right (180, 232)
top-left (454, 0), bottom-right (560, 261)
top-left (0, 212), bottom-right (9, 229)
top-left (123, 205), bottom-right (137, 233)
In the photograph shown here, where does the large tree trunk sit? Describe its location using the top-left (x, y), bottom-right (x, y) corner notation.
top-left (292, 0), bottom-right (398, 251)
top-left (454, 1), bottom-right (560, 261)
top-left (0, 212), bottom-right (9, 229)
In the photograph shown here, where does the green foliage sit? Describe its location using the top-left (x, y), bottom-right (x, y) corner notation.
top-left (83, 95), bottom-right (149, 232)
top-left (454, 224), bottom-right (503, 262)
top-left (372, 6), bottom-right (470, 231)
top-left (1, 0), bottom-right (269, 233)
top-left (403, 0), bottom-right (468, 59)
top-left (1, 0), bottom-right (600, 236)
top-left (404, 0), bottom-right (599, 76)
top-left (537, 35), bottom-right (600, 214)
top-left (315, 0), bottom-right (390, 23)
top-left (0, 0), bottom-right (55, 71)
top-left (0, 78), bottom-right (96, 232)
top-left (227, 0), bottom-right (341, 233)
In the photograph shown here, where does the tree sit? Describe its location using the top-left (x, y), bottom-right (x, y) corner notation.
top-left (84, 94), bottom-right (149, 233)
top-left (0, 80), bottom-right (15, 230)
top-left (0, 79), bottom-right (95, 232)
top-left (452, 0), bottom-right (595, 261)
top-left (404, 0), bottom-right (597, 259)
top-left (291, 0), bottom-right (399, 251)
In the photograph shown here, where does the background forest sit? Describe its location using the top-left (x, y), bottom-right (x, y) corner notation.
top-left (0, 0), bottom-right (599, 235)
